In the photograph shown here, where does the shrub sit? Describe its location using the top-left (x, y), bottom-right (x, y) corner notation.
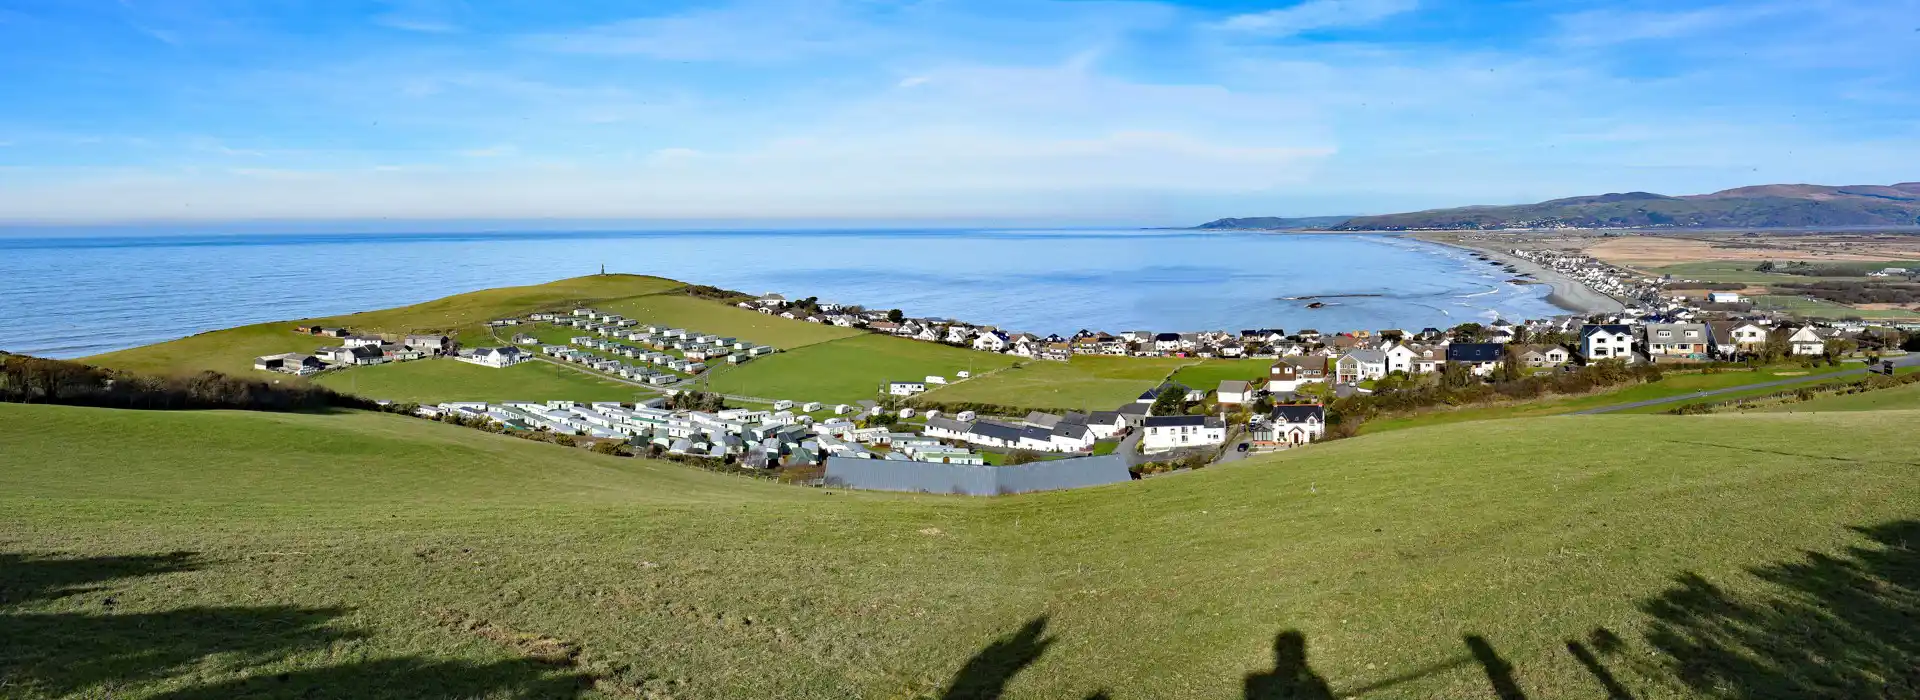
top-left (1003, 450), bottom-right (1042, 466)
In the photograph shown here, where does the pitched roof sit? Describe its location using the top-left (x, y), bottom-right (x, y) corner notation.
top-left (970, 420), bottom-right (1026, 442)
top-left (1142, 415), bottom-right (1222, 428)
top-left (1582, 324), bottom-right (1634, 337)
top-left (1088, 411), bottom-right (1122, 424)
top-left (1049, 423), bottom-right (1092, 440)
top-left (926, 416), bottom-right (972, 434)
top-left (1218, 380), bottom-right (1251, 394)
top-left (1341, 348), bottom-right (1387, 363)
top-left (1269, 404), bottom-right (1325, 424)
top-left (1024, 411), bottom-right (1063, 428)
top-left (1446, 343), bottom-right (1505, 363)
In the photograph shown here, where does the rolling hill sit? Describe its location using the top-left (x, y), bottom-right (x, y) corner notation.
top-left (1197, 183), bottom-right (1920, 231)
top-left (4, 401), bottom-right (1918, 698)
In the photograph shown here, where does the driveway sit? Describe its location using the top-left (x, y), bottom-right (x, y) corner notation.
top-left (1572, 355), bottom-right (1917, 415)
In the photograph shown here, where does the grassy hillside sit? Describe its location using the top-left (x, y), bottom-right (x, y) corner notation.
top-left (314, 359), bottom-right (650, 405)
top-left (599, 295), bottom-right (863, 350)
top-left (705, 334), bottom-right (1019, 403)
top-left (82, 275), bottom-right (686, 377)
top-left (1359, 364), bottom-right (1856, 433)
top-left (1756, 380), bottom-right (1920, 412)
top-left (4, 402), bottom-right (1917, 698)
top-left (917, 356), bottom-right (1192, 410)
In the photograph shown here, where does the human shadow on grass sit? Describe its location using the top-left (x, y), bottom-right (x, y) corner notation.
top-left (1635, 518), bottom-right (1920, 698)
top-left (1, 551), bottom-right (592, 699)
top-left (1242, 631), bottom-right (1335, 700)
top-left (940, 615), bottom-right (1055, 700)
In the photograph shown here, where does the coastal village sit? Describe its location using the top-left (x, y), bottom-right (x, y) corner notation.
top-left (245, 247), bottom-right (1916, 494)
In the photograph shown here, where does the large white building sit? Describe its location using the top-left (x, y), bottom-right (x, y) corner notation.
top-left (1580, 324), bottom-right (1636, 363)
top-left (1140, 415), bottom-right (1226, 453)
top-left (456, 346), bottom-right (529, 369)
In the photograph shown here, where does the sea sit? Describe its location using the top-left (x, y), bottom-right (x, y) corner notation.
top-left (0, 229), bottom-right (1565, 358)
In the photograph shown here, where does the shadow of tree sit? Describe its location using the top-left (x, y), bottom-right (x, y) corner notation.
top-left (0, 550), bottom-right (200, 607)
top-left (941, 616), bottom-right (1055, 700)
top-left (1463, 634), bottom-right (1528, 700)
top-left (0, 551), bottom-right (591, 699)
top-left (1638, 519), bottom-right (1920, 698)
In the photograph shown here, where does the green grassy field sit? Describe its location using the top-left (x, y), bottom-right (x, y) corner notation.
top-left (1751, 294), bottom-right (1920, 320)
top-left (1755, 379), bottom-right (1920, 412)
top-left (1168, 359), bottom-right (1273, 392)
top-left (1649, 261), bottom-right (1872, 286)
top-left (1360, 364), bottom-right (1857, 433)
top-left (704, 334), bottom-right (1019, 404)
top-left (4, 402), bottom-right (1918, 698)
top-left (917, 356), bottom-right (1191, 410)
top-left (599, 295), bottom-right (864, 350)
top-left (314, 359), bottom-right (651, 404)
top-left (83, 275), bottom-right (687, 377)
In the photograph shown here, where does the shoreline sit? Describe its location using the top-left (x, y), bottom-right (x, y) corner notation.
top-left (1409, 235), bottom-right (1626, 316)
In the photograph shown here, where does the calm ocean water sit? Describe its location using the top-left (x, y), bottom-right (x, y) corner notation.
top-left (0, 229), bottom-right (1563, 358)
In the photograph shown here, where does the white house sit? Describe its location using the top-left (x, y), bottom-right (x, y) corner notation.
top-left (1141, 415), bottom-right (1226, 453)
top-left (1334, 349), bottom-right (1388, 383)
top-left (1787, 326), bottom-right (1826, 355)
top-left (1216, 380), bottom-right (1254, 406)
top-left (456, 346), bottom-right (528, 368)
top-left (1383, 343), bottom-right (1419, 375)
top-left (1643, 323), bottom-right (1711, 360)
top-left (1707, 292), bottom-right (1743, 304)
top-left (1254, 404), bottom-right (1324, 447)
top-left (972, 331), bottom-right (1009, 353)
top-left (1580, 324), bottom-right (1636, 363)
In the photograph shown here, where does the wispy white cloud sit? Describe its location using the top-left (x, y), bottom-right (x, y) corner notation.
top-left (1215, 0), bottom-right (1417, 35)
top-left (458, 144), bottom-right (516, 158)
top-left (1552, 3), bottom-right (1783, 47)
top-left (375, 15), bottom-right (461, 33)
top-left (523, 1), bottom-right (876, 62)
top-left (373, 0), bottom-right (465, 33)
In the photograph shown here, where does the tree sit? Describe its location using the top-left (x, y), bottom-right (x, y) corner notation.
top-left (1449, 323), bottom-right (1488, 343)
top-left (1756, 261), bottom-right (1776, 272)
top-left (887, 308), bottom-right (905, 323)
top-left (1149, 386), bottom-right (1186, 416)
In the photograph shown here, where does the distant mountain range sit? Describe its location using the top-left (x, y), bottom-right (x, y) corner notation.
top-left (1194, 183), bottom-right (1920, 231)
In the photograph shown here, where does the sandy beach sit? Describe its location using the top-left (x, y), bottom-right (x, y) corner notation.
top-left (1414, 236), bottom-right (1625, 315)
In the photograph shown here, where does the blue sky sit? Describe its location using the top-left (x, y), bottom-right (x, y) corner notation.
top-left (0, 0), bottom-right (1915, 226)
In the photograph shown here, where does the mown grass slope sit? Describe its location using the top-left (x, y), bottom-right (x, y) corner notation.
top-left (1756, 379), bottom-right (1920, 412)
top-left (918, 356), bottom-right (1191, 410)
top-left (706, 334), bottom-right (1019, 403)
top-left (313, 359), bottom-right (650, 404)
top-left (1359, 364), bottom-right (1856, 433)
top-left (5, 403), bottom-right (1917, 699)
top-left (599, 295), bottom-right (862, 350)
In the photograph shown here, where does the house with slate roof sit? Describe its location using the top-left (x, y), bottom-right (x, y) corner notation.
top-left (1252, 404), bottom-right (1324, 447)
top-left (1446, 342), bottom-right (1507, 376)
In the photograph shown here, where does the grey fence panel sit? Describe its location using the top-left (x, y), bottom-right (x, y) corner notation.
top-left (824, 454), bottom-right (1130, 496)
